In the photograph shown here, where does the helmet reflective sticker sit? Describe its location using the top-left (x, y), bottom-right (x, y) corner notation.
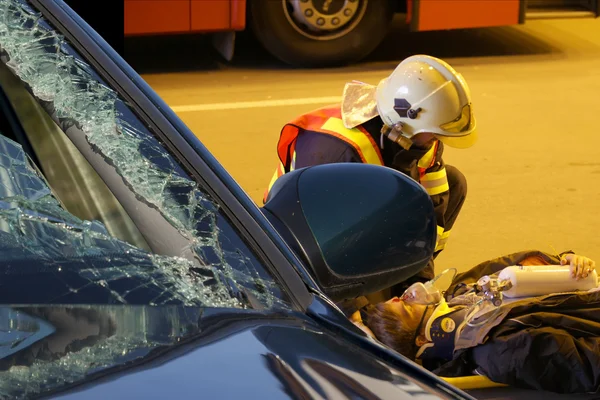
top-left (393, 98), bottom-right (412, 119)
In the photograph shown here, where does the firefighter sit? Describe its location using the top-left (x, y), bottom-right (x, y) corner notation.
top-left (263, 55), bottom-right (476, 294)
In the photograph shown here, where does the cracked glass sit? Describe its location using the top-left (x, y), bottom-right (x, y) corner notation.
top-left (0, 1), bottom-right (293, 397)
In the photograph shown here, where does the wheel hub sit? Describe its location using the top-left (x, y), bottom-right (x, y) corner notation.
top-left (289, 0), bottom-right (360, 32)
top-left (312, 0), bottom-right (345, 15)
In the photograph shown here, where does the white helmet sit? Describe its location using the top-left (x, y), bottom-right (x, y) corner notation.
top-left (341, 55), bottom-right (477, 149)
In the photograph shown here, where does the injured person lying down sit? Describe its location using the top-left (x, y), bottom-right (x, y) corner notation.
top-left (346, 250), bottom-right (600, 394)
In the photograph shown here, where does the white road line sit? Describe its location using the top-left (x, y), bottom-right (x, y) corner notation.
top-left (170, 96), bottom-right (341, 113)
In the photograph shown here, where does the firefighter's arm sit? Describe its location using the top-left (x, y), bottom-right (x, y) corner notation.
top-left (429, 186), bottom-right (450, 254)
top-left (419, 152), bottom-right (451, 254)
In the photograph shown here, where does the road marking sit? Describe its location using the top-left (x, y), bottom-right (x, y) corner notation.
top-left (170, 96), bottom-right (341, 113)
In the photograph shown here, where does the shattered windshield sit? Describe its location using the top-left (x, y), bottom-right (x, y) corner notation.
top-left (0, 0), bottom-right (291, 309)
top-left (0, 132), bottom-right (240, 307)
top-left (0, 0), bottom-right (294, 397)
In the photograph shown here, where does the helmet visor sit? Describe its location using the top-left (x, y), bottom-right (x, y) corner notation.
top-left (439, 103), bottom-right (475, 135)
top-left (436, 103), bottom-right (477, 149)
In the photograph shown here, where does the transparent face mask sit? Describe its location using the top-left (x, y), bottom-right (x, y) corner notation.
top-left (398, 268), bottom-right (457, 305)
top-left (340, 81), bottom-right (380, 129)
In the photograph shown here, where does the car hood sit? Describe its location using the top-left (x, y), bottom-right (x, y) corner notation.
top-left (0, 305), bottom-right (449, 399)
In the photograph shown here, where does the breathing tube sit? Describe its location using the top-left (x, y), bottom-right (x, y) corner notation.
top-left (464, 295), bottom-right (505, 328)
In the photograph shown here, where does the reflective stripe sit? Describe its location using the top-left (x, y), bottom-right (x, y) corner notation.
top-left (420, 167), bottom-right (449, 196)
top-left (436, 225), bottom-right (444, 244)
top-left (418, 143), bottom-right (437, 169)
top-left (264, 162), bottom-right (285, 204)
top-left (268, 164), bottom-right (283, 188)
top-left (321, 117), bottom-right (384, 166)
top-left (435, 227), bottom-right (451, 252)
top-left (291, 151), bottom-right (297, 171)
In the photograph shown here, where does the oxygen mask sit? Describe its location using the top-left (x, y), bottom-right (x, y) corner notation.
top-left (399, 268), bottom-right (457, 305)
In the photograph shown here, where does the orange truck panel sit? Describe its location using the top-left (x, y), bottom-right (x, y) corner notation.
top-left (124, 0), bottom-right (191, 35)
top-left (124, 0), bottom-right (521, 36)
top-left (412, 0), bottom-right (522, 31)
top-left (230, 0), bottom-right (247, 30)
top-left (190, 0), bottom-right (246, 32)
top-left (191, 0), bottom-right (230, 32)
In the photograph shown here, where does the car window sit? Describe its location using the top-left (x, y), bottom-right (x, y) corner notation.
top-left (0, 0), bottom-right (291, 311)
top-left (0, 60), bottom-right (152, 251)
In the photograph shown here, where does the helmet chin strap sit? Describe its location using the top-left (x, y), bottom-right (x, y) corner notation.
top-left (381, 123), bottom-right (413, 150)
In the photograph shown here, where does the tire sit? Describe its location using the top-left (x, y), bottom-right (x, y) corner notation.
top-left (249, 0), bottom-right (394, 68)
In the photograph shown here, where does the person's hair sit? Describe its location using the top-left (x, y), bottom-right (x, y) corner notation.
top-left (363, 303), bottom-right (421, 359)
top-left (519, 254), bottom-right (551, 266)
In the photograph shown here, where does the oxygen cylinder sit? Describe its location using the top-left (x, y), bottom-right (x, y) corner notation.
top-left (498, 265), bottom-right (598, 298)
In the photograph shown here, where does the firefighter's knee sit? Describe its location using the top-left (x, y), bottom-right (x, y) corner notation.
top-left (444, 165), bottom-right (467, 228)
top-left (446, 164), bottom-right (467, 199)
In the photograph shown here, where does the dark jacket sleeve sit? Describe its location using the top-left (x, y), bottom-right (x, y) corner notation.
top-left (420, 147), bottom-right (451, 241)
top-left (388, 141), bottom-right (449, 241)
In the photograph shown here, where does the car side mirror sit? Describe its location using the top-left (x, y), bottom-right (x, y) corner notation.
top-left (261, 163), bottom-right (437, 302)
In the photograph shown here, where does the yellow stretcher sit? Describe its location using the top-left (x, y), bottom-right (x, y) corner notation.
top-left (441, 375), bottom-right (507, 390)
top-left (440, 375), bottom-right (599, 399)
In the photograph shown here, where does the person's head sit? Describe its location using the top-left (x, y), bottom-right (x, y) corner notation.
top-left (364, 296), bottom-right (431, 359)
top-left (520, 254), bottom-right (552, 266)
top-left (341, 55), bottom-right (477, 150)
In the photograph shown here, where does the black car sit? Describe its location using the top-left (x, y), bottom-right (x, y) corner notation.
top-left (0, 0), bottom-right (478, 399)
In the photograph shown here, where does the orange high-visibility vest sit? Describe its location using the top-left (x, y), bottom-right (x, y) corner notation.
top-left (263, 105), bottom-right (384, 204)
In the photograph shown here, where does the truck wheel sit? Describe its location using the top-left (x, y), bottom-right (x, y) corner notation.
top-left (249, 0), bottom-right (394, 68)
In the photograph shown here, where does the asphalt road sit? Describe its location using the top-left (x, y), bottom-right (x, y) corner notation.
top-left (125, 16), bottom-right (600, 274)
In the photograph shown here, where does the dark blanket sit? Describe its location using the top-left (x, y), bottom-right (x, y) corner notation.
top-left (435, 249), bottom-right (600, 394)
